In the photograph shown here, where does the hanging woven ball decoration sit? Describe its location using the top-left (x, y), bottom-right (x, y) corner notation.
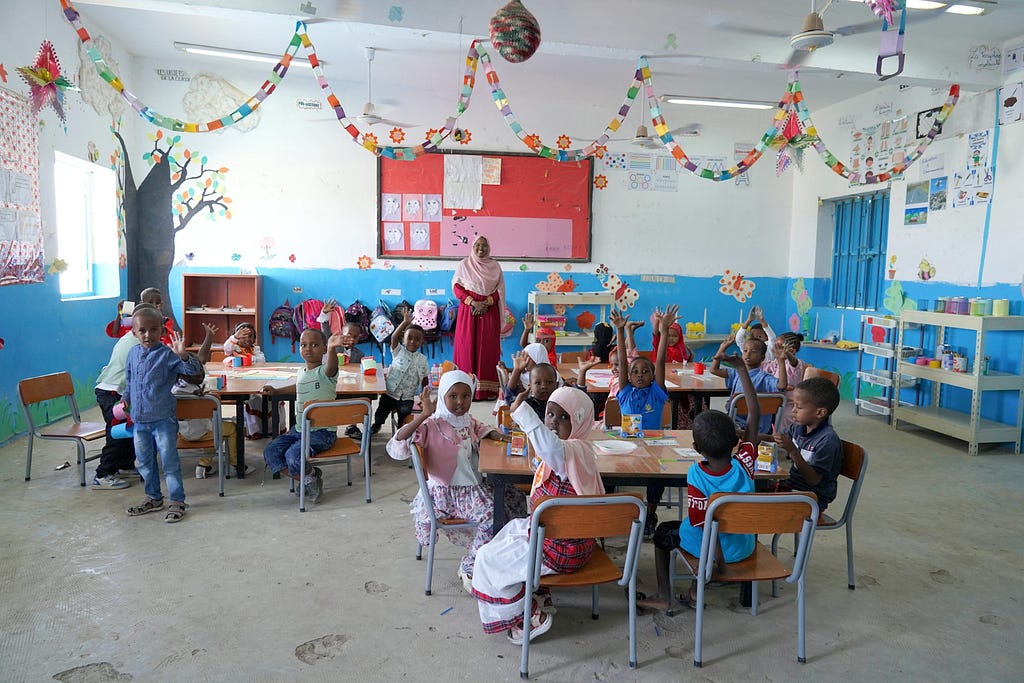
top-left (489, 0), bottom-right (541, 63)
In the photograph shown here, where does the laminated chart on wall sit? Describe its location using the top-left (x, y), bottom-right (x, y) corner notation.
top-left (378, 152), bottom-right (593, 260)
top-left (0, 86), bottom-right (43, 286)
top-left (624, 154), bottom-right (678, 192)
top-left (951, 129), bottom-right (994, 208)
top-left (849, 113), bottom-right (910, 184)
top-left (998, 81), bottom-right (1022, 125)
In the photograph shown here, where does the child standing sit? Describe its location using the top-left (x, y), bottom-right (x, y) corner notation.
top-left (638, 355), bottom-right (762, 612)
top-left (372, 308), bottom-right (429, 434)
top-left (387, 371), bottom-right (525, 591)
top-left (472, 386), bottom-right (604, 644)
top-left (613, 306), bottom-right (675, 537)
top-left (769, 377), bottom-right (843, 514)
top-left (263, 328), bottom-right (346, 503)
top-left (123, 307), bottom-right (202, 523)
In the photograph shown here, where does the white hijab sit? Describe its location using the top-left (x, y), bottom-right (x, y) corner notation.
top-left (522, 343), bottom-right (551, 386)
top-left (433, 370), bottom-right (475, 431)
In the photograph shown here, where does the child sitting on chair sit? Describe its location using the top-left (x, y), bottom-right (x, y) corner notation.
top-left (222, 322), bottom-right (272, 439)
top-left (472, 386), bottom-right (604, 645)
top-left (386, 371), bottom-right (525, 592)
top-left (262, 328), bottom-right (345, 504)
top-left (519, 313), bottom-right (558, 366)
top-left (372, 308), bottom-right (429, 434)
top-left (503, 350), bottom-right (560, 420)
top-left (764, 333), bottom-right (806, 430)
top-left (638, 355), bottom-right (761, 613)
top-left (612, 306), bottom-right (676, 538)
top-left (768, 376), bottom-right (843, 515)
top-left (709, 334), bottom-right (782, 434)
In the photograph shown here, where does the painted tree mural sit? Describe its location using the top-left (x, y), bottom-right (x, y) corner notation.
top-left (110, 120), bottom-right (232, 326)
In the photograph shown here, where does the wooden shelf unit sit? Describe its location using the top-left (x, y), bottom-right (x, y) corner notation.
top-left (893, 310), bottom-right (1024, 455)
top-left (181, 274), bottom-right (262, 354)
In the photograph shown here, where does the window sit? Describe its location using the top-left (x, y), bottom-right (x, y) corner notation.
top-left (829, 191), bottom-right (889, 310)
top-left (53, 151), bottom-right (118, 299)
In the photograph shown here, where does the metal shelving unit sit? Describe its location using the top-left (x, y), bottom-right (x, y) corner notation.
top-left (855, 314), bottom-right (918, 422)
top-left (893, 310), bottom-right (1024, 456)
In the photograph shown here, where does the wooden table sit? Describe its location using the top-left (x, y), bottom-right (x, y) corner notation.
top-left (480, 428), bottom-right (787, 530)
top-left (205, 362), bottom-right (387, 478)
top-left (560, 363), bottom-right (729, 427)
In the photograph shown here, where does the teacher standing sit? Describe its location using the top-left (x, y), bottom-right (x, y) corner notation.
top-left (452, 236), bottom-right (505, 400)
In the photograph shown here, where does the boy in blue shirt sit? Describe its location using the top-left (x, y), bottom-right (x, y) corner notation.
top-left (123, 307), bottom-right (202, 523)
top-left (611, 305), bottom-right (676, 537)
top-left (637, 354), bottom-right (761, 613)
top-left (710, 334), bottom-right (781, 433)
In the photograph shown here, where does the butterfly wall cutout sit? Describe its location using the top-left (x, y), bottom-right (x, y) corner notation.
top-left (535, 272), bottom-right (577, 314)
top-left (595, 267), bottom-right (640, 311)
top-left (719, 269), bottom-right (756, 303)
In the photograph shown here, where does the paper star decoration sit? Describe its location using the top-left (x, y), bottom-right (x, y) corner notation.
top-left (17, 41), bottom-right (75, 124)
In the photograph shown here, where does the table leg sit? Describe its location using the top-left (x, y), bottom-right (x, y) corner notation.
top-left (234, 398), bottom-right (246, 478)
top-left (492, 477), bottom-right (507, 531)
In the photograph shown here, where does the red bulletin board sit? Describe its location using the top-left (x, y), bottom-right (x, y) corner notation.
top-left (377, 151), bottom-right (593, 261)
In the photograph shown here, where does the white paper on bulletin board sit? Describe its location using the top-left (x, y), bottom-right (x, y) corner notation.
top-left (443, 154), bottom-right (483, 209)
top-left (0, 86), bottom-right (43, 285)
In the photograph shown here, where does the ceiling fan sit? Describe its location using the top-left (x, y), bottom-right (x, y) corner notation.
top-left (599, 91), bottom-right (701, 149)
top-left (357, 47), bottom-right (417, 128)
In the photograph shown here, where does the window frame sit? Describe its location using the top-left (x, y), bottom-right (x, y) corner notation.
top-left (829, 190), bottom-right (890, 311)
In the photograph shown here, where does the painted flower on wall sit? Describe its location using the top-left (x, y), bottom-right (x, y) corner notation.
top-left (288, 254), bottom-right (296, 263)
top-left (357, 255), bottom-right (373, 270)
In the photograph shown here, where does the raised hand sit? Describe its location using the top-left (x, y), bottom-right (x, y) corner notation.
top-left (609, 309), bottom-right (628, 329)
top-left (510, 387), bottom-right (529, 413)
top-left (322, 298), bottom-right (337, 313)
top-left (523, 312), bottom-right (535, 329)
top-left (403, 307), bottom-right (413, 324)
top-left (718, 352), bottom-right (742, 367)
top-left (418, 385), bottom-right (436, 417)
top-left (201, 322), bottom-right (218, 340)
top-left (579, 356), bottom-right (601, 371)
top-left (661, 304), bottom-right (680, 331)
top-left (625, 320), bottom-right (645, 332)
top-left (327, 333), bottom-right (345, 350)
top-left (169, 331), bottom-right (188, 357)
top-left (512, 350), bottom-right (530, 372)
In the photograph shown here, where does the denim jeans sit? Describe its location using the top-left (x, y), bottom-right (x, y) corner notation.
top-left (264, 427), bottom-right (337, 477)
top-left (134, 417), bottom-right (185, 502)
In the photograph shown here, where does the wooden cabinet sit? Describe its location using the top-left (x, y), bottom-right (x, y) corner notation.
top-left (526, 291), bottom-right (616, 348)
top-left (893, 310), bottom-right (1024, 455)
top-left (181, 274), bottom-right (261, 356)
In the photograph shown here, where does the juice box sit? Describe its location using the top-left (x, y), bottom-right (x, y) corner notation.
top-left (507, 430), bottom-right (529, 457)
top-left (620, 414), bottom-right (643, 438)
top-left (756, 442), bottom-right (777, 472)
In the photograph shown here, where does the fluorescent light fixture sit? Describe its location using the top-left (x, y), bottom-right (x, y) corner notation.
top-left (849, 0), bottom-right (946, 7)
top-left (173, 42), bottom-right (315, 68)
top-left (945, 3), bottom-right (986, 14)
top-left (660, 95), bottom-right (774, 110)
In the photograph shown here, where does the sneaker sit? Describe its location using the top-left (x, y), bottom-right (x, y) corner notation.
top-left (458, 567), bottom-right (473, 593)
top-left (507, 609), bottom-right (553, 645)
top-left (371, 424), bottom-right (382, 435)
top-left (118, 468), bottom-right (142, 479)
top-left (345, 425), bottom-right (363, 440)
top-left (535, 593), bottom-right (557, 615)
top-left (91, 475), bottom-right (130, 490)
top-left (643, 511), bottom-right (658, 540)
top-left (195, 465), bottom-right (211, 479)
top-left (304, 467), bottom-right (323, 504)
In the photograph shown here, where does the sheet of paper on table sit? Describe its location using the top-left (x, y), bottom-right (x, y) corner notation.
top-left (645, 438), bottom-right (679, 446)
top-left (232, 369), bottom-right (297, 380)
top-left (586, 369), bottom-right (612, 388)
top-left (673, 447), bottom-right (702, 459)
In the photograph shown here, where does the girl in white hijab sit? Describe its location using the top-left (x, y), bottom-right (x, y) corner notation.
top-left (387, 371), bottom-right (526, 590)
top-left (471, 386), bottom-right (604, 644)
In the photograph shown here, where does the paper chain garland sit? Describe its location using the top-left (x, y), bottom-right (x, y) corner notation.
top-left (60, 0), bottom-right (958, 181)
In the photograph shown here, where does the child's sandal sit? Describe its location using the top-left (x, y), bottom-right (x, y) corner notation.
top-left (164, 501), bottom-right (187, 523)
top-left (127, 497), bottom-right (164, 516)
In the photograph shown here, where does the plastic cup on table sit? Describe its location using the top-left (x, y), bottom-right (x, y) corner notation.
top-left (693, 362), bottom-right (706, 375)
top-left (231, 356), bottom-right (242, 367)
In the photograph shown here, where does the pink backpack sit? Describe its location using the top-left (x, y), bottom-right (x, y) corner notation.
top-left (412, 299), bottom-right (438, 331)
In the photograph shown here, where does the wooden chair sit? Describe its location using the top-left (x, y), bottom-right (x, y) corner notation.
top-left (727, 393), bottom-right (786, 431)
top-left (295, 399), bottom-right (372, 511)
top-left (17, 372), bottom-right (105, 486)
top-left (410, 444), bottom-right (479, 595)
top-left (809, 440), bottom-right (868, 590)
top-left (175, 395), bottom-right (226, 497)
top-left (668, 492), bottom-right (819, 667)
top-left (802, 366), bottom-right (841, 387)
top-left (602, 397), bottom-right (672, 430)
top-left (519, 493), bottom-right (647, 678)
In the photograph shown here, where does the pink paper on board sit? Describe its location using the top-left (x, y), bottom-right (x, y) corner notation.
top-left (440, 216), bottom-right (573, 259)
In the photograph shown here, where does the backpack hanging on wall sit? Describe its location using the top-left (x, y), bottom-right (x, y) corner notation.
top-left (438, 299), bottom-right (458, 333)
top-left (391, 299), bottom-right (414, 327)
top-left (297, 299), bottom-right (325, 334)
top-left (369, 300), bottom-right (395, 343)
top-left (269, 299), bottom-right (299, 352)
top-left (412, 299), bottom-right (439, 332)
top-left (345, 299), bottom-right (373, 344)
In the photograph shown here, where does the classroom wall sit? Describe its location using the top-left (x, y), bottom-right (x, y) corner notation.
top-left (0, 2), bottom-right (136, 443)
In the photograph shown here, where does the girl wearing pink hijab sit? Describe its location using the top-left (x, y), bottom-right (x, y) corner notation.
top-left (471, 386), bottom-right (604, 645)
top-left (452, 236), bottom-right (506, 400)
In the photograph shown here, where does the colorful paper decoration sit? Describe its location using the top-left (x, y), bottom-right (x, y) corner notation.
top-left (17, 41), bottom-right (74, 124)
top-left (719, 269), bottom-right (756, 303)
top-left (389, 128), bottom-right (405, 143)
top-left (489, 0), bottom-right (541, 63)
top-left (594, 174), bottom-right (608, 189)
top-left (595, 268), bottom-right (639, 311)
top-left (535, 272), bottom-right (576, 314)
top-left (357, 255), bottom-right (373, 270)
top-left (576, 310), bottom-right (596, 330)
top-left (864, 0), bottom-right (900, 27)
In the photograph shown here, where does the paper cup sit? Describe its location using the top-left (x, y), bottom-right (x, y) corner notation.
top-left (693, 362), bottom-right (706, 375)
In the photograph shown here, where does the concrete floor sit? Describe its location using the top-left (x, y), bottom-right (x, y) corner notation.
top-left (1, 400), bottom-right (1021, 682)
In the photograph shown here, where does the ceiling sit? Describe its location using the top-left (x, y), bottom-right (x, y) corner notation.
top-left (71, 0), bottom-right (1021, 126)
